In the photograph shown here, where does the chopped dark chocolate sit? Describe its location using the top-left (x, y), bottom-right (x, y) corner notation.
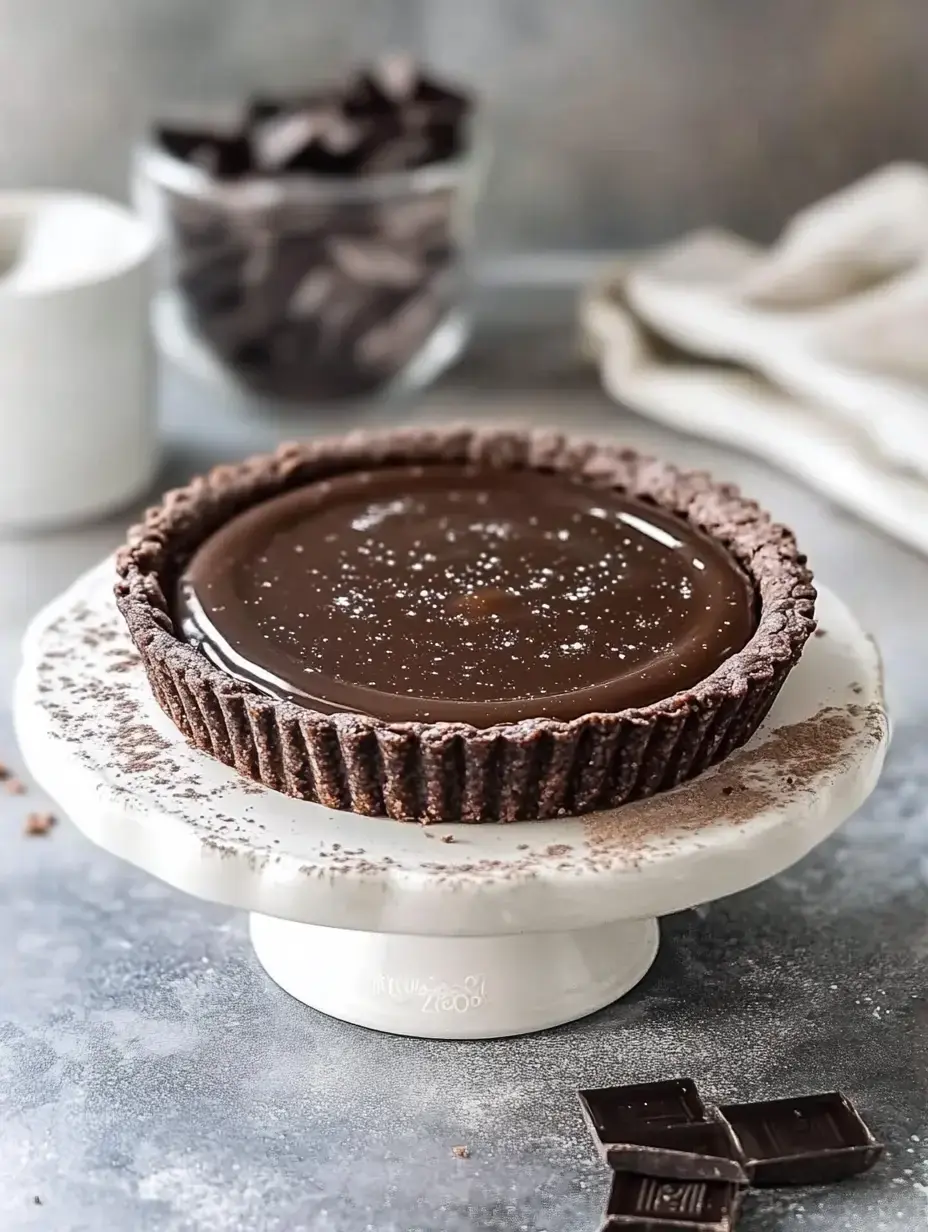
top-left (151, 57), bottom-right (474, 400)
top-left (606, 1119), bottom-right (751, 1186)
top-left (604, 1172), bottom-right (743, 1229)
top-left (580, 1081), bottom-right (710, 1153)
top-left (156, 56), bottom-right (473, 183)
top-left (718, 1091), bottom-right (883, 1186)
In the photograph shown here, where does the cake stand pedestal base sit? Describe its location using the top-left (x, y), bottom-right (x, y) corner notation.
top-left (249, 914), bottom-right (660, 1039)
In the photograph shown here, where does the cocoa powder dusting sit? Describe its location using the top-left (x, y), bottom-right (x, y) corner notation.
top-left (584, 705), bottom-right (884, 853)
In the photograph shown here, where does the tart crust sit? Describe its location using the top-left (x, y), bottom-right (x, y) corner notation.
top-left (115, 427), bottom-right (816, 822)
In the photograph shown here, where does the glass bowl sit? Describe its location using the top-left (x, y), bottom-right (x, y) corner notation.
top-left (134, 136), bottom-right (485, 403)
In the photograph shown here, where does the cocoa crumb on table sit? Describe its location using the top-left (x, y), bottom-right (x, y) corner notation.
top-left (0, 761), bottom-right (8, 780)
top-left (440, 834), bottom-right (455, 844)
top-left (6, 778), bottom-right (26, 796)
top-left (24, 812), bottom-right (55, 837)
top-left (451, 1145), bottom-right (470, 1159)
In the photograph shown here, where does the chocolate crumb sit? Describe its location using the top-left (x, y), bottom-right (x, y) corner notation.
top-left (0, 762), bottom-right (8, 781)
top-left (516, 843), bottom-right (529, 851)
top-left (814, 628), bottom-right (827, 638)
top-left (33, 1196), bottom-right (42, 1206)
top-left (6, 778), bottom-right (26, 795)
top-left (24, 812), bottom-right (55, 837)
top-left (440, 834), bottom-right (455, 844)
top-left (451, 1145), bottom-right (470, 1158)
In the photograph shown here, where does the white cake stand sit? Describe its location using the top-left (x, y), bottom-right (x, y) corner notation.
top-left (14, 561), bottom-right (888, 1039)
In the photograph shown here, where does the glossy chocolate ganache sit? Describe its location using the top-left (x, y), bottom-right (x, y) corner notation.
top-left (176, 464), bottom-right (757, 726)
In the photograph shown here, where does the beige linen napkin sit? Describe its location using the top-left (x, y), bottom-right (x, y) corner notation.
top-left (581, 164), bottom-right (928, 554)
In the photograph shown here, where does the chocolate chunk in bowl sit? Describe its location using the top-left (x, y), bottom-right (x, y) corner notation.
top-left (115, 427), bottom-right (815, 824)
top-left (137, 58), bottom-right (482, 403)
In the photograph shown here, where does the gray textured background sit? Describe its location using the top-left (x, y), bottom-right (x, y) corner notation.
top-left (1, 0), bottom-right (926, 249)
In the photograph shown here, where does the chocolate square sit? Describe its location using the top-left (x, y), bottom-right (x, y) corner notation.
top-left (604, 1173), bottom-right (742, 1229)
top-left (718, 1091), bottom-right (883, 1186)
top-left (605, 1118), bottom-right (751, 1186)
top-left (579, 1080), bottom-right (710, 1154)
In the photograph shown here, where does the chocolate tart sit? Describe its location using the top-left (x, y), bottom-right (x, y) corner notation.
top-left (115, 427), bottom-right (815, 823)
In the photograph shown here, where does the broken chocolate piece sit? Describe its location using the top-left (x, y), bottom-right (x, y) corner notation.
top-left (718, 1091), bottom-right (883, 1186)
top-left (580, 1081), bottom-right (710, 1154)
top-left (604, 1172), bottom-right (743, 1230)
top-left (606, 1119), bottom-right (751, 1186)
